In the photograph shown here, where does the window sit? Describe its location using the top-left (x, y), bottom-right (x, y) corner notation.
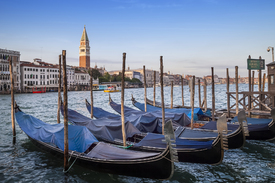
top-left (271, 75), bottom-right (274, 85)
top-left (36, 69), bottom-right (38, 72)
top-left (24, 68), bottom-right (26, 71)
top-left (25, 74), bottom-right (26, 79)
top-left (27, 75), bottom-right (29, 79)
top-left (36, 75), bottom-right (38, 79)
top-left (81, 49), bottom-right (85, 52)
top-left (36, 81), bottom-right (38, 85)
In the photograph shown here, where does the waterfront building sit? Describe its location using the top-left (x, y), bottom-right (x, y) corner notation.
top-left (133, 68), bottom-right (160, 87)
top-left (79, 26), bottom-right (90, 68)
top-left (173, 74), bottom-right (182, 85)
top-left (65, 65), bottom-right (75, 87)
top-left (75, 70), bottom-right (90, 85)
top-left (162, 72), bottom-right (174, 86)
top-left (125, 70), bottom-right (142, 81)
top-left (94, 64), bottom-right (106, 76)
top-left (20, 58), bottom-right (59, 92)
top-left (204, 74), bottom-right (219, 85)
top-left (163, 75), bottom-right (171, 86)
top-left (0, 48), bottom-right (21, 92)
top-left (108, 70), bottom-right (121, 76)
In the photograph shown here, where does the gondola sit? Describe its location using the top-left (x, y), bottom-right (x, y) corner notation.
top-left (14, 103), bottom-right (175, 180)
top-left (138, 97), bottom-right (275, 141)
top-left (63, 101), bottom-right (224, 164)
top-left (107, 96), bottom-right (245, 149)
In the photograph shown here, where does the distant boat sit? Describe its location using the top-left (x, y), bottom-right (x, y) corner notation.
top-left (32, 87), bottom-right (46, 93)
top-left (104, 86), bottom-right (121, 93)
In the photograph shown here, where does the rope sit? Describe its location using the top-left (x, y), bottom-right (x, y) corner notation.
top-left (123, 144), bottom-right (133, 149)
top-left (63, 151), bottom-right (80, 173)
top-left (161, 146), bottom-right (177, 163)
top-left (115, 144), bottom-right (134, 149)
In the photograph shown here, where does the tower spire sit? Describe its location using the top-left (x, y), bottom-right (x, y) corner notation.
top-left (81, 25), bottom-right (89, 42)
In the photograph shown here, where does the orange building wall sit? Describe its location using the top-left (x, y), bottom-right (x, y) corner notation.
top-left (79, 56), bottom-right (90, 68)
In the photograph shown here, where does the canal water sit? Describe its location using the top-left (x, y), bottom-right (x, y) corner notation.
top-left (1, 84), bottom-right (275, 182)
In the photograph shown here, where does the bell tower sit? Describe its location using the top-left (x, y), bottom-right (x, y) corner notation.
top-left (79, 25), bottom-right (90, 68)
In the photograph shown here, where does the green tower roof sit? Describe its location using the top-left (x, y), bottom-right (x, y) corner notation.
top-left (81, 26), bottom-right (89, 42)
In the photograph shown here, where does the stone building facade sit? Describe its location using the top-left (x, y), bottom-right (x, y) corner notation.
top-left (0, 48), bottom-right (21, 92)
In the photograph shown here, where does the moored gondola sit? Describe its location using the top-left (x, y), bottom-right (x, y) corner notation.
top-left (83, 99), bottom-right (224, 164)
top-left (14, 103), bottom-right (175, 180)
top-left (140, 96), bottom-right (275, 141)
top-left (110, 96), bottom-right (245, 149)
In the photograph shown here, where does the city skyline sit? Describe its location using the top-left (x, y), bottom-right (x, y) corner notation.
top-left (1, 0), bottom-right (275, 78)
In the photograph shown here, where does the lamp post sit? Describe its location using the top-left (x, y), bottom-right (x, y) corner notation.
top-left (267, 46), bottom-right (274, 62)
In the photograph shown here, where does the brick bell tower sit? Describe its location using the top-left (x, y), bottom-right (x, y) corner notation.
top-left (79, 25), bottom-right (90, 68)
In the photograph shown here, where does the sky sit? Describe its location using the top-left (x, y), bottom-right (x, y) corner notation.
top-left (1, 0), bottom-right (275, 78)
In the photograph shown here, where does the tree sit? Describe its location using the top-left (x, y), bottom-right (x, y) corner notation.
top-left (131, 78), bottom-right (142, 83)
top-left (99, 76), bottom-right (109, 83)
top-left (103, 72), bottom-right (111, 82)
top-left (88, 69), bottom-right (102, 80)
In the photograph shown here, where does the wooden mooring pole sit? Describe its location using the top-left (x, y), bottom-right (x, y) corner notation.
top-left (191, 76), bottom-right (195, 129)
top-left (181, 76), bottom-right (184, 107)
top-left (153, 71), bottom-right (156, 106)
top-left (160, 56), bottom-right (165, 135)
top-left (9, 57), bottom-right (16, 144)
top-left (211, 67), bottom-right (215, 120)
top-left (248, 59), bottom-right (251, 117)
top-left (262, 73), bottom-right (266, 92)
top-left (198, 78), bottom-right (202, 108)
top-left (57, 55), bottom-right (61, 124)
top-left (258, 56), bottom-right (262, 110)
top-left (143, 65), bottom-right (147, 112)
top-left (259, 56), bottom-right (262, 93)
top-left (252, 71), bottom-right (255, 108)
top-left (235, 66), bottom-right (239, 115)
top-left (171, 81), bottom-right (173, 109)
top-left (227, 68), bottom-right (230, 118)
top-left (121, 53), bottom-right (127, 146)
top-left (62, 50), bottom-right (69, 172)
top-left (90, 69), bottom-right (93, 118)
top-left (203, 79), bottom-right (207, 112)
